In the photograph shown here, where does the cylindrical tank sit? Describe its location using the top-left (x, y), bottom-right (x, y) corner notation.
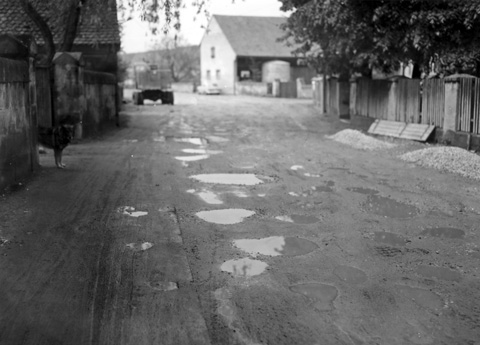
top-left (262, 60), bottom-right (290, 83)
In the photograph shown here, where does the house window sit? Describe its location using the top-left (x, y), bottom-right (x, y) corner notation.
top-left (216, 69), bottom-right (221, 80)
top-left (211, 47), bottom-right (215, 59)
top-left (206, 70), bottom-right (211, 80)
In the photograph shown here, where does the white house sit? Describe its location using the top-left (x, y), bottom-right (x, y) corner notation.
top-left (200, 15), bottom-right (314, 95)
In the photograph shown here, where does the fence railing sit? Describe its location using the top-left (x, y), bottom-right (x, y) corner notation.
top-left (313, 74), bottom-right (480, 135)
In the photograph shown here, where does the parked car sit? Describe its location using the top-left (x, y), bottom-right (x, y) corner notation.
top-left (197, 83), bottom-right (221, 95)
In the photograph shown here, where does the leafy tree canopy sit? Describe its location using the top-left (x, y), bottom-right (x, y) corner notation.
top-left (279, 0), bottom-right (480, 77)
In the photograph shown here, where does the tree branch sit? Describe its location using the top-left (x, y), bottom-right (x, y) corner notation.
top-left (18, 0), bottom-right (55, 65)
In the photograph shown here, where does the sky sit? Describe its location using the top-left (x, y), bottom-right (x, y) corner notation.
top-left (120, 0), bottom-right (287, 53)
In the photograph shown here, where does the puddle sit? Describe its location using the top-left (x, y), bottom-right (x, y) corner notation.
top-left (291, 165), bottom-right (304, 171)
top-left (333, 265), bottom-right (368, 284)
top-left (304, 173), bottom-right (321, 177)
top-left (181, 148), bottom-right (223, 155)
top-left (395, 285), bottom-right (443, 311)
top-left (221, 258), bottom-right (268, 277)
top-left (190, 174), bottom-right (264, 185)
top-left (373, 231), bottom-right (407, 246)
top-left (347, 187), bottom-right (379, 195)
top-left (118, 206), bottom-right (148, 217)
top-left (275, 214), bottom-right (320, 224)
top-left (188, 189), bottom-right (223, 204)
top-left (363, 195), bottom-right (418, 218)
top-left (314, 182), bottom-right (335, 192)
top-left (174, 137), bottom-right (207, 146)
top-left (206, 135), bottom-right (229, 143)
top-left (420, 227), bottom-right (465, 239)
top-left (196, 209), bottom-right (255, 224)
top-left (174, 155), bottom-right (210, 161)
top-left (289, 192), bottom-right (300, 197)
top-left (290, 283), bottom-right (338, 311)
top-left (147, 281), bottom-right (178, 291)
top-left (126, 242), bottom-right (154, 251)
top-left (415, 265), bottom-right (462, 282)
top-left (233, 236), bottom-right (318, 257)
top-left (258, 193), bottom-right (266, 197)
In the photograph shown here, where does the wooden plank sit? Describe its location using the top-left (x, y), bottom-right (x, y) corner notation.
top-left (399, 123), bottom-right (435, 141)
top-left (368, 120), bottom-right (406, 137)
top-left (368, 120), bottom-right (435, 142)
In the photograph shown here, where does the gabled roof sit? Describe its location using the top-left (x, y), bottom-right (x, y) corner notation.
top-left (212, 15), bottom-right (295, 58)
top-left (0, 0), bottom-right (120, 47)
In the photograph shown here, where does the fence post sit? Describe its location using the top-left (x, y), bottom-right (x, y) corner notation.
top-left (349, 77), bottom-right (357, 116)
top-left (387, 77), bottom-right (398, 121)
top-left (443, 76), bottom-right (460, 132)
top-left (338, 80), bottom-right (350, 118)
top-left (272, 79), bottom-right (280, 97)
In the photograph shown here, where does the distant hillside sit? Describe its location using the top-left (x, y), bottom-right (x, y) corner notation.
top-left (120, 46), bottom-right (200, 83)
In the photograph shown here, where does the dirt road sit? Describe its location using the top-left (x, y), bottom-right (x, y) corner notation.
top-left (0, 93), bottom-right (479, 345)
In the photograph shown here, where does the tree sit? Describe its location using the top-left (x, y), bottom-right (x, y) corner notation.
top-left (279, 0), bottom-right (480, 77)
top-left (17, 0), bottom-right (208, 66)
top-left (150, 35), bottom-right (200, 82)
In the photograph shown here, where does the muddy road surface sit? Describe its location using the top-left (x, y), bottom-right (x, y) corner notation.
top-left (1, 93), bottom-right (479, 345)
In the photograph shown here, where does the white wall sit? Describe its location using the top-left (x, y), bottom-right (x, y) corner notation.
top-left (200, 17), bottom-right (237, 94)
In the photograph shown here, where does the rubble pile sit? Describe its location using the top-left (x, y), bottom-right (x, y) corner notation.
top-left (399, 146), bottom-right (480, 180)
top-left (327, 129), bottom-right (397, 151)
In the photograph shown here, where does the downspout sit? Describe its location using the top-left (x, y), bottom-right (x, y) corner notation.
top-left (234, 57), bottom-right (237, 95)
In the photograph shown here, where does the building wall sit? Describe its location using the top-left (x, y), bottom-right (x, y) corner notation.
top-left (200, 17), bottom-right (237, 94)
top-left (0, 57), bottom-right (36, 189)
top-left (53, 54), bottom-right (118, 138)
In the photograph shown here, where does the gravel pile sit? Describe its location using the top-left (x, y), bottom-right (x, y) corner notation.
top-left (327, 129), bottom-right (397, 150)
top-left (399, 146), bottom-right (480, 180)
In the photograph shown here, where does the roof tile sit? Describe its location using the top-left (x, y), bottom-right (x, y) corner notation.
top-left (0, 0), bottom-right (120, 46)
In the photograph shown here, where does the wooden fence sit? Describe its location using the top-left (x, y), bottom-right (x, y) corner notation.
top-left (421, 78), bottom-right (444, 127)
top-left (396, 78), bottom-right (420, 123)
top-left (456, 77), bottom-right (480, 134)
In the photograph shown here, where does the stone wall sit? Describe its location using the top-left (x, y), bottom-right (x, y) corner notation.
top-left (235, 81), bottom-right (269, 96)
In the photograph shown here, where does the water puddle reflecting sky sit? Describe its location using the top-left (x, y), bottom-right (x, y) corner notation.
top-left (174, 137), bottom-right (207, 146)
top-left (147, 281), bottom-right (178, 291)
top-left (196, 209), bottom-right (255, 224)
top-left (233, 236), bottom-right (318, 257)
top-left (175, 155), bottom-right (210, 162)
top-left (181, 148), bottom-right (223, 155)
top-left (415, 265), bottom-right (462, 281)
top-left (395, 285), bottom-right (443, 311)
top-left (188, 189), bottom-right (223, 204)
top-left (275, 214), bottom-right (321, 224)
top-left (363, 195), bottom-right (418, 219)
top-left (190, 174), bottom-right (264, 185)
top-left (221, 257), bottom-right (268, 277)
top-left (373, 231), bottom-right (407, 246)
top-left (334, 265), bottom-right (368, 284)
top-left (206, 135), bottom-right (230, 143)
top-left (420, 227), bottom-right (465, 239)
top-left (126, 242), bottom-right (153, 251)
top-left (118, 206), bottom-right (148, 217)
